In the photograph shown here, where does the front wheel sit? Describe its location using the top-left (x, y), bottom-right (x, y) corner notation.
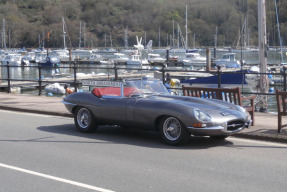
top-left (74, 107), bottom-right (97, 133)
top-left (159, 116), bottom-right (189, 145)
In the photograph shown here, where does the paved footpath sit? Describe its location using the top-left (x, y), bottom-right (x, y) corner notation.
top-left (0, 92), bottom-right (287, 143)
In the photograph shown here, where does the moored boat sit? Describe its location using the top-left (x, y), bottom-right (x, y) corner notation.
top-left (213, 53), bottom-right (241, 68)
top-left (178, 52), bottom-right (206, 66)
top-left (1, 53), bottom-right (22, 65)
top-left (45, 83), bottom-right (66, 94)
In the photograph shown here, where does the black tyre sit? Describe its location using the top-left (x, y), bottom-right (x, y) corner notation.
top-left (74, 107), bottom-right (97, 133)
top-left (159, 116), bottom-right (189, 145)
top-left (210, 135), bottom-right (229, 140)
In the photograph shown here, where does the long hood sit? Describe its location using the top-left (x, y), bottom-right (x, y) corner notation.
top-left (152, 94), bottom-right (238, 111)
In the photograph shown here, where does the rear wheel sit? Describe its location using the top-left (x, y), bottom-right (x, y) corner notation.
top-left (74, 107), bottom-right (97, 133)
top-left (159, 116), bottom-right (189, 145)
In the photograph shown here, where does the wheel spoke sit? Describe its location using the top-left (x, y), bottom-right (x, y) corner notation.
top-left (163, 117), bottom-right (181, 141)
top-left (77, 108), bottom-right (90, 128)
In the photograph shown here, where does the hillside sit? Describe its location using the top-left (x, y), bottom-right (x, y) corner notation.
top-left (0, 0), bottom-right (286, 49)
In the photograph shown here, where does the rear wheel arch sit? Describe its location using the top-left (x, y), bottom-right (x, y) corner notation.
top-left (72, 105), bottom-right (78, 114)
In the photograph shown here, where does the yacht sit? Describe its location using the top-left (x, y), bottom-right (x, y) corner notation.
top-left (179, 53), bottom-right (206, 66)
top-left (126, 54), bottom-right (148, 65)
top-left (72, 49), bottom-right (92, 60)
top-left (88, 53), bottom-right (106, 63)
top-left (1, 53), bottom-right (22, 65)
top-left (50, 49), bottom-right (69, 61)
top-left (113, 53), bottom-right (129, 63)
top-left (147, 53), bottom-right (165, 64)
top-left (34, 52), bottom-right (47, 63)
top-left (22, 52), bottom-right (36, 63)
top-left (213, 53), bottom-right (241, 68)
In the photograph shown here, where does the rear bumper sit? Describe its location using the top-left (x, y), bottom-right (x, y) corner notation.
top-left (187, 120), bottom-right (251, 136)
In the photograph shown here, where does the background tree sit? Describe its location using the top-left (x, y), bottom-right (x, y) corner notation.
top-left (0, 0), bottom-right (286, 49)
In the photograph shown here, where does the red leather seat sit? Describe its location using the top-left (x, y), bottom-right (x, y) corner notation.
top-left (92, 87), bottom-right (138, 97)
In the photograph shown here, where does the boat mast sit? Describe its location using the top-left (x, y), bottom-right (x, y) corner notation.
top-left (258, 0), bottom-right (268, 111)
top-left (177, 23), bottom-right (180, 49)
top-left (2, 18), bottom-right (6, 50)
top-left (124, 26), bottom-right (128, 49)
top-left (8, 28), bottom-right (10, 48)
top-left (38, 34), bottom-right (42, 49)
top-left (104, 33), bottom-right (106, 48)
top-left (193, 33), bottom-right (195, 49)
top-left (42, 31), bottom-right (45, 48)
top-left (79, 21), bottom-right (82, 48)
top-left (158, 27), bottom-right (161, 49)
top-left (62, 17), bottom-right (66, 49)
top-left (214, 26), bottom-right (218, 48)
top-left (144, 31), bottom-right (146, 47)
top-left (185, 5), bottom-right (188, 50)
top-left (109, 33), bottom-right (113, 49)
top-left (274, 0), bottom-right (283, 64)
top-left (172, 20), bottom-right (174, 48)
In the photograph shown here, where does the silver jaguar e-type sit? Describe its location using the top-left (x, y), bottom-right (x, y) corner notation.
top-left (62, 78), bottom-right (251, 145)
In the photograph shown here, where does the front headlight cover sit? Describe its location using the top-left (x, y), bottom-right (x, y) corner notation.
top-left (236, 105), bottom-right (247, 114)
top-left (194, 109), bottom-right (211, 123)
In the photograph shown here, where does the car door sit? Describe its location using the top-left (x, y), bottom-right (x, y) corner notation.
top-left (125, 96), bottom-right (159, 130)
top-left (95, 97), bottom-right (131, 125)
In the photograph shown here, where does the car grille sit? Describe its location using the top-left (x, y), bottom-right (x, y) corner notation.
top-left (227, 120), bottom-right (245, 131)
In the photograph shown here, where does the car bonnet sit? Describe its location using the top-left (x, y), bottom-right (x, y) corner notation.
top-left (152, 94), bottom-right (239, 111)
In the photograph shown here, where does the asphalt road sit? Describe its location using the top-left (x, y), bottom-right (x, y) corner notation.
top-left (1, 110), bottom-right (287, 192)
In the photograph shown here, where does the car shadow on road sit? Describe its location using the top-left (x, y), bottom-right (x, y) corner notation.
top-left (37, 124), bottom-right (234, 150)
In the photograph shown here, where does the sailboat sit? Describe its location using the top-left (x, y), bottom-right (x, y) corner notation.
top-left (101, 33), bottom-right (116, 53)
top-left (49, 17), bottom-right (69, 61)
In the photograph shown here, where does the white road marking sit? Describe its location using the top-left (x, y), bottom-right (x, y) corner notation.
top-left (0, 163), bottom-right (115, 192)
top-left (0, 109), bottom-right (69, 118)
top-left (230, 137), bottom-right (287, 147)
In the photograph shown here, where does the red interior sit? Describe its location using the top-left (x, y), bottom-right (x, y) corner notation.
top-left (92, 87), bottom-right (138, 97)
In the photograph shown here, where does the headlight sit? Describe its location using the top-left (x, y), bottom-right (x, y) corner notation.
top-left (194, 109), bottom-right (211, 122)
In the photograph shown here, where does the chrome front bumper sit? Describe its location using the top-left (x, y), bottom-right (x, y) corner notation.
top-left (187, 120), bottom-right (251, 136)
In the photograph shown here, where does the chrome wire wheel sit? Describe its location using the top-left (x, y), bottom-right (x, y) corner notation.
top-left (163, 117), bottom-right (182, 141)
top-left (77, 108), bottom-right (91, 129)
top-left (74, 107), bottom-right (97, 133)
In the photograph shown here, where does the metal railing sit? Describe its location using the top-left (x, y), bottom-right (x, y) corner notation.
top-left (1, 62), bottom-right (286, 96)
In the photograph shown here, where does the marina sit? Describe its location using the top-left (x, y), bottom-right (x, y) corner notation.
top-left (0, 48), bottom-right (286, 113)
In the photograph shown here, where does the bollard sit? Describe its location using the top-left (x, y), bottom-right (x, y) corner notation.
top-left (38, 65), bottom-right (42, 95)
top-left (166, 49), bottom-right (169, 63)
top-left (161, 64), bottom-right (166, 84)
top-left (283, 67), bottom-right (287, 91)
top-left (217, 65), bottom-right (221, 88)
top-left (7, 62), bottom-right (11, 93)
top-left (69, 48), bottom-right (72, 61)
top-left (114, 62), bottom-right (118, 80)
top-left (73, 62), bottom-right (78, 92)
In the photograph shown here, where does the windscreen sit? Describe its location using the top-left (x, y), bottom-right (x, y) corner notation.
top-left (125, 79), bottom-right (170, 95)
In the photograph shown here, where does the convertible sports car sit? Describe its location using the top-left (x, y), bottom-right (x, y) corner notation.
top-left (62, 78), bottom-right (251, 145)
